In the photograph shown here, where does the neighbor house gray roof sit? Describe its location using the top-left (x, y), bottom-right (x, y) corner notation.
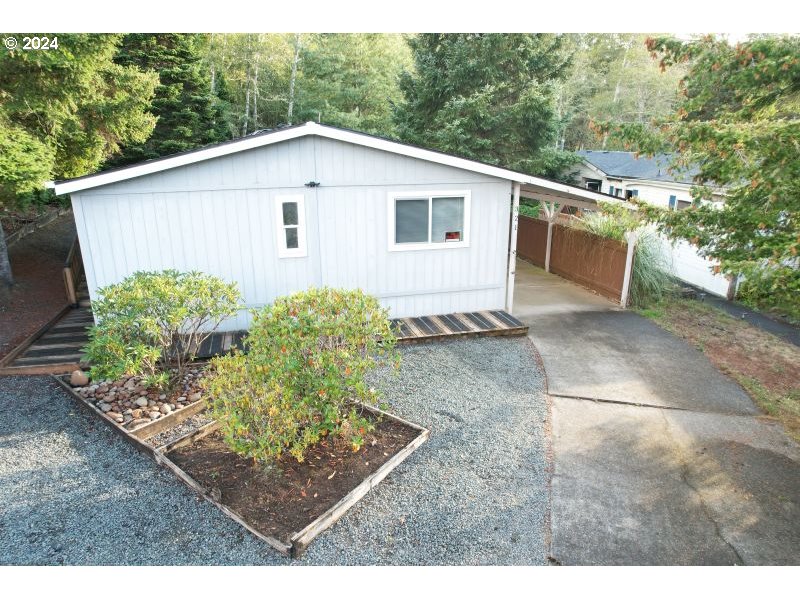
top-left (578, 150), bottom-right (699, 185)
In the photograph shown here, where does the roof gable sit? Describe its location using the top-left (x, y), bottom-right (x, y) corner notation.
top-left (52, 122), bottom-right (622, 207)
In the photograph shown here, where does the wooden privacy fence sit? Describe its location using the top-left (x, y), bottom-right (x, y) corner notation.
top-left (517, 215), bottom-right (630, 303)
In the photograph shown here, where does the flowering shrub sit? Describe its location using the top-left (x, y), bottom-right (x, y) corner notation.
top-left (206, 287), bottom-right (400, 464)
top-left (83, 270), bottom-right (241, 387)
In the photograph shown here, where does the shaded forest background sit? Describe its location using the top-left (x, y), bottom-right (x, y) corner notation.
top-left (108, 33), bottom-right (685, 176)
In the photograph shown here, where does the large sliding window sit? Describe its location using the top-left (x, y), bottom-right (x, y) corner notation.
top-left (388, 190), bottom-right (471, 251)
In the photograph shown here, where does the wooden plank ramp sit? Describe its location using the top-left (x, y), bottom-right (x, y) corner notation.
top-left (390, 309), bottom-right (528, 343)
top-left (2, 308), bottom-right (528, 375)
top-left (196, 309), bottom-right (528, 355)
top-left (0, 306), bottom-right (93, 376)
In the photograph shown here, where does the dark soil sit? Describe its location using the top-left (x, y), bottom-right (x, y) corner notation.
top-left (168, 415), bottom-right (421, 544)
top-left (0, 213), bottom-right (76, 360)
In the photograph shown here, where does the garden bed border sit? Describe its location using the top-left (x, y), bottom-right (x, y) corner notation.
top-left (51, 374), bottom-right (207, 445)
top-left (53, 373), bottom-right (429, 558)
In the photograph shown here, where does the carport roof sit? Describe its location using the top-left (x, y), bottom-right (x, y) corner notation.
top-left (50, 122), bottom-right (626, 210)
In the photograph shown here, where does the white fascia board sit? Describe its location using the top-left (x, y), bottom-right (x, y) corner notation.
top-left (52, 125), bottom-right (312, 195)
top-left (52, 121), bottom-right (617, 206)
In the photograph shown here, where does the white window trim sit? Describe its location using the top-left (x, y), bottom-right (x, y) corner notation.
top-left (387, 190), bottom-right (471, 252)
top-left (275, 194), bottom-right (307, 258)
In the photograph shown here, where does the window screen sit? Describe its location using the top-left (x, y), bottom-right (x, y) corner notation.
top-left (395, 198), bottom-right (429, 243)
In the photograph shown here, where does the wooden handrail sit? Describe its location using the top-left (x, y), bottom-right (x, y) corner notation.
top-left (63, 236), bottom-right (83, 307)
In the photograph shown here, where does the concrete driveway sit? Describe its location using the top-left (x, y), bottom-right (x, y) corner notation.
top-left (514, 260), bottom-right (800, 565)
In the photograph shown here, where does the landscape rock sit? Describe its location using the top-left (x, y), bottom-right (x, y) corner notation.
top-left (99, 403), bottom-right (112, 413)
top-left (148, 411), bottom-right (161, 420)
top-left (188, 392), bottom-right (201, 402)
top-left (135, 398), bottom-right (149, 408)
top-left (70, 370), bottom-right (89, 387)
top-left (160, 404), bottom-right (172, 414)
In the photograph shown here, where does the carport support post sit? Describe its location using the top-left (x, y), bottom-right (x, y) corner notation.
top-left (620, 230), bottom-right (639, 308)
top-left (506, 182), bottom-right (521, 312)
top-left (543, 202), bottom-right (560, 273)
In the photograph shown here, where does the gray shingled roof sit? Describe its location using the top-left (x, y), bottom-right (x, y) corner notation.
top-left (577, 150), bottom-right (699, 184)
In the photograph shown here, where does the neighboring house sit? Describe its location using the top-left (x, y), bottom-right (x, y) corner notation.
top-left (575, 150), bottom-right (726, 209)
top-left (51, 122), bottom-right (614, 330)
top-left (574, 150), bottom-right (732, 297)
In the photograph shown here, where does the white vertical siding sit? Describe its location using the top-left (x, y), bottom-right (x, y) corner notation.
top-left (74, 136), bottom-right (512, 329)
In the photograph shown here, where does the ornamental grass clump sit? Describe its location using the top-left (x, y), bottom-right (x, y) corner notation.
top-left (83, 270), bottom-right (242, 388)
top-left (206, 287), bottom-right (400, 464)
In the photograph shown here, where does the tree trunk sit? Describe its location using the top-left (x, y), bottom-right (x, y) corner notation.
top-left (209, 33), bottom-right (216, 94)
top-left (287, 33), bottom-right (302, 125)
top-left (242, 66), bottom-right (251, 136)
top-left (604, 39), bottom-right (632, 149)
top-left (0, 222), bottom-right (13, 308)
top-left (253, 62), bottom-right (259, 131)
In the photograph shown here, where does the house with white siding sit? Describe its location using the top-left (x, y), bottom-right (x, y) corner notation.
top-left (51, 122), bottom-right (617, 331)
top-left (574, 150), bottom-right (733, 297)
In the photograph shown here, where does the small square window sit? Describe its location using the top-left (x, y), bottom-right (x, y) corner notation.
top-left (275, 195), bottom-right (307, 258)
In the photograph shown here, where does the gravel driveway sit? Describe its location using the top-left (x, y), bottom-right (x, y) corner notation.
top-left (0, 337), bottom-right (549, 565)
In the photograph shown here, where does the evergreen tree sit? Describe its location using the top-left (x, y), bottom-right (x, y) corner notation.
top-left (0, 33), bottom-right (157, 291)
top-left (394, 34), bottom-right (575, 177)
top-left (294, 34), bottom-right (412, 136)
top-left (108, 34), bottom-right (229, 166)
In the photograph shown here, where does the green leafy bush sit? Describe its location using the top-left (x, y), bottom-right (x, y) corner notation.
top-left (736, 265), bottom-right (800, 325)
top-left (205, 287), bottom-right (400, 464)
top-left (518, 200), bottom-right (540, 219)
top-left (83, 270), bottom-right (242, 387)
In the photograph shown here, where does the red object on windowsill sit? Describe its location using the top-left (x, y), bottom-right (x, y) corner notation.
top-left (445, 231), bottom-right (461, 242)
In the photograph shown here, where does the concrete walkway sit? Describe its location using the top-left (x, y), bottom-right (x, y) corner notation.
top-left (514, 260), bottom-right (800, 565)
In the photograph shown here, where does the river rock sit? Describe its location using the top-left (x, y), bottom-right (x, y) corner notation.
top-left (159, 404), bottom-right (172, 414)
top-left (188, 392), bottom-right (201, 402)
top-left (135, 397), bottom-right (149, 408)
top-left (99, 403), bottom-right (112, 412)
top-left (70, 370), bottom-right (89, 387)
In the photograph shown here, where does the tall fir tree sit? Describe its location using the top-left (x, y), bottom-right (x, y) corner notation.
top-left (394, 34), bottom-right (575, 178)
top-left (294, 34), bottom-right (412, 136)
top-left (108, 34), bottom-right (229, 166)
top-left (0, 33), bottom-right (157, 292)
